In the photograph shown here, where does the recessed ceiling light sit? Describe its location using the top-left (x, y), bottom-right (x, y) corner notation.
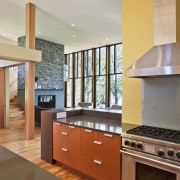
top-left (105, 38), bottom-right (109, 41)
top-left (72, 35), bottom-right (76, 38)
top-left (71, 24), bottom-right (75, 27)
top-left (38, 32), bottom-right (41, 35)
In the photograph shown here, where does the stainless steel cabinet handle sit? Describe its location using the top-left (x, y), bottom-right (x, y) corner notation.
top-left (61, 148), bottom-right (68, 152)
top-left (104, 133), bottom-right (113, 138)
top-left (93, 140), bottom-right (102, 145)
top-left (61, 132), bottom-right (68, 136)
top-left (55, 122), bottom-right (60, 126)
top-left (69, 125), bottom-right (75, 129)
top-left (93, 159), bottom-right (102, 165)
top-left (84, 129), bottom-right (92, 133)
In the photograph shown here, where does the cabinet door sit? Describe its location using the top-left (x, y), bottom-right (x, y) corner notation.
top-left (67, 125), bottom-right (80, 151)
top-left (53, 144), bottom-right (69, 165)
top-left (66, 125), bottom-right (80, 169)
top-left (53, 122), bottom-right (68, 148)
top-left (99, 132), bottom-right (120, 167)
top-left (100, 163), bottom-right (120, 180)
top-left (80, 155), bottom-right (103, 179)
top-left (80, 128), bottom-right (99, 158)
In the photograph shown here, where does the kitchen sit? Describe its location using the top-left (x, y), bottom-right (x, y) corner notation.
top-left (121, 0), bottom-right (180, 179)
top-left (0, 0), bottom-right (180, 180)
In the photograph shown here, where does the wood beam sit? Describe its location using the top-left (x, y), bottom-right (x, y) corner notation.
top-left (25, 3), bottom-right (36, 139)
top-left (0, 68), bottom-right (5, 128)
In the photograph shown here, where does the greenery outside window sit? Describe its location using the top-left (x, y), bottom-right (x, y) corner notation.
top-left (74, 52), bottom-right (81, 106)
top-left (84, 50), bottom-right (92, 102)
top-left (109, 44), bottom-right (123, 106)
top-left (64, 43), bottom-right (122, 108)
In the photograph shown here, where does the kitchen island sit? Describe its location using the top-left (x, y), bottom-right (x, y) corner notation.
top-left (41, 108), bottom-right (126, 180)
top-left (0, 146), bottom-right (61, 180)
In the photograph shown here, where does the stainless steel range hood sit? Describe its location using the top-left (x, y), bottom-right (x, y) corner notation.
top-left (126, 0), bottom-right (180, 78)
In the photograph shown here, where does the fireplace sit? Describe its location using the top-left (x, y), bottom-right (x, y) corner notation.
top-left (38, 95), bottom-right (56, 108)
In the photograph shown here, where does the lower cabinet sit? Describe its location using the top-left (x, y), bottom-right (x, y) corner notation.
top-left (53, 122), bottom-right (120, 180)
top-left (80, 128), bottom-right (120, 180)
top-left (53, 122), bottom-right (80, 170)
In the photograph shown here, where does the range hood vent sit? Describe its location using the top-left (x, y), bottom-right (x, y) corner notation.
top-left (126, 0), bottom-right (180, 78)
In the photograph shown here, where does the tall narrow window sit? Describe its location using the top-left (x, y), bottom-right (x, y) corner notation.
top-left (95, 47), bottom-right (106, 108)
top-left (74, 52), bottom-right (81, 106)
top-left (84, 50), bottom-right (92, 102)
top-left (109, 44), bottom-right (122, 106)
top-left (66, 54), bottom-right (73, 107)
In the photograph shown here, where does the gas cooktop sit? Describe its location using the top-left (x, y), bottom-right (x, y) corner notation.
top-left (126, 125), bottom-right (180, 144)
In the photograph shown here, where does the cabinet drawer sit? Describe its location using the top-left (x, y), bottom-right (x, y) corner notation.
top-left (80, 128), bottom-right (99, 157)
top-left (67, 125), bottom-right (80, 150)
top-left (80, 155), bottom-right (120, 180)
top-left (53, 145), bottom-right (69, 165)
top-left (99, 133), bottom-right (120, 166)
top-left (80, 155), bottom-right (103, 179)
top-left (53, 131), bottom-right (68, 147)
top-left (53, 145), bottom-right (80, 169)
top-left (53, 122), bottom-right (66, 133)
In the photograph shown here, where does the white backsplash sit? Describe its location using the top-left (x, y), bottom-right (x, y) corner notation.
top-left (143, 77), bottom-right (180, 130)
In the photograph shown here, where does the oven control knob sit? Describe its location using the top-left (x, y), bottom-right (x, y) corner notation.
top-left (167, 150), bottom-right (174, 156)
top-left (176, 152), bottom-right (180, 159)
top-left (158, 149), bottom-right (164, 157)
top-left (130, 142), bottom-right (136, 147)
top-left (124, 140), bottom-right (130, 146)
top-left (136, 143), bottom-right (142, 149)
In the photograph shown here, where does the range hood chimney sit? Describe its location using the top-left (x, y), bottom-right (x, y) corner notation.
top-left (126, 0), bottom-right (180, 78)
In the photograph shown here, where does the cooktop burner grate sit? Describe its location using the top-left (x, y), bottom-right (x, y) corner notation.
top-left (127, 125), bottom-right (180, 144)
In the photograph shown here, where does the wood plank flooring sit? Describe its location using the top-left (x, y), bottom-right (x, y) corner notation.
top-left (0, 119), bottom-right (90, 180)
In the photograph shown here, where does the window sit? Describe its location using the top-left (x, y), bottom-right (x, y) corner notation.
top-left (64, 43), bottom-right (122, 108)
top-left (66, 54), bottom-right (73, 107)
top-left (84, 50), bottom-right (92, 102)
top-left (109, 44), bottom-right (123, 106)
top-left (74, 52), bottom-right (81, 106)
top-left (95, 47), bottom-right (106, 108)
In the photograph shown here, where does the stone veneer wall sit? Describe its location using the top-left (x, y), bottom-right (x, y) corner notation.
top-left (18, 37), bottom-right (64, 89)
top-left (18, 37), bottom-right (64, 108)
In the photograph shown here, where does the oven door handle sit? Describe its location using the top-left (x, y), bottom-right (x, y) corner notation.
top-left (121, 149), bottom-right (180, 170)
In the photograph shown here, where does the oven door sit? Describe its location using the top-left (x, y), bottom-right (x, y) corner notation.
top-left (121, 149), bottom-right (180, 180)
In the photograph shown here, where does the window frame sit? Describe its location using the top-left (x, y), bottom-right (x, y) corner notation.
top-left (64, 42), bottom-right (122, 108)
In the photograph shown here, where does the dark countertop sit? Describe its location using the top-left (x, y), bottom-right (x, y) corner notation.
top-left (55, 115), bottom-right (121, 134)
top-left (0, 146), bottom-right (61, 180)
top-left (55, 116), bottom-right (138, 135)
top-left (44, 107), bottom-right (122, 114)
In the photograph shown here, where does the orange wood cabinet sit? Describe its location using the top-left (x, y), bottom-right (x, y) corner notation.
top-left (80, 128), bottom-right (120, 180)
top-left (53, 122), bottom-right (121, 180)
top-left (53, 122), bottom-right (80, 169)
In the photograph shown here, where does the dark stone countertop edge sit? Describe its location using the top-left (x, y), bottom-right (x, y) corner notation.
top-left (54, 116), bottom-right (122, 135)
top-left (53, 116), bottom-right (138, 135)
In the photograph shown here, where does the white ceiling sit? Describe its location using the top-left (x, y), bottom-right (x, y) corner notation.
top-left (0, 0), bottom-right (122, 54)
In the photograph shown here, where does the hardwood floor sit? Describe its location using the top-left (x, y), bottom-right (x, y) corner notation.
top-left (0, 119), bottom-right (90, 180)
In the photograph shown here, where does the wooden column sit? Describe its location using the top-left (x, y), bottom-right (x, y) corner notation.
top-left (25, 3), bottom-right (36, 139)
top-left (0, 68), bottom-right (5, 128)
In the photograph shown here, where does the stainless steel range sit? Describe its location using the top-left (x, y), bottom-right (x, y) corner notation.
top-left (121, 125), bottom-right (180, 180)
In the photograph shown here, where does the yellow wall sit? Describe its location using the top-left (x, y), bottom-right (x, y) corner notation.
top-left (122, 0), bottom-right (153, 124)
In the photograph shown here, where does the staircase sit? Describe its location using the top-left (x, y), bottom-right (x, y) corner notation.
top-left (9, 96), bottom-right (24, 120)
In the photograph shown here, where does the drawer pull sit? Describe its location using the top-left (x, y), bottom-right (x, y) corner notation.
top-left (84, 129), bottom-right (92, 133)
top-left (61, 148), bottom-right (68, 152)
top-left (93, 140), bottom-right (102, 145)
top-left (55, 122), bottom-right (60, 126)
top-left (69, 125), bottom-right (75, 129)
top-left (61, 132), bottom-right (68, 136)
top-left (104, 133), bottom-right (113, 138)
top-left (93, 160), bottom-right (102, 165)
